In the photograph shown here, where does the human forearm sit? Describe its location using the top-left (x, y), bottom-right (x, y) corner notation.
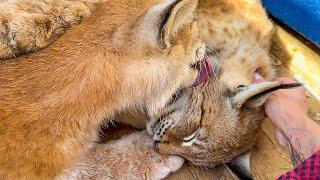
top-left (263, 77), bottom-right (320, 167)
top-left (280, 116), bottom-right (320, 167)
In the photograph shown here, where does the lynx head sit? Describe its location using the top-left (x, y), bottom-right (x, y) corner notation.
top-left (147, 60), bottom-right (300, 167)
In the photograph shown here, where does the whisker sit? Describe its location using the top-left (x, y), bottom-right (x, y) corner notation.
top-left (189, 163), bottom-right (201, 180)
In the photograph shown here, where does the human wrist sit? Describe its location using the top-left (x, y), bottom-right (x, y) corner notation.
top-left (281, 117), bottom-right (320, 166)
top-left (285, 128), bottom-right (320, 154)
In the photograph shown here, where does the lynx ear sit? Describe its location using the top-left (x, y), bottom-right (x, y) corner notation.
top-left (139, 0), bottom-right (198, 49)
top-left (232, 82), bottom-right (302, 109)
top-left (160, 0), bottom-right (198, 49)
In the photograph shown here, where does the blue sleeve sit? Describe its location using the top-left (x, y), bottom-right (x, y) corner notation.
top-left (262, 0), bottom-right (320, 47)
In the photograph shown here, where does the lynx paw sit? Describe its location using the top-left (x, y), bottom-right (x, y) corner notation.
top-left (114, 130), bottom-right (184, 180)
top-left (0, 0), bottom-right (92, 59)
top-left (150, 155), bottom-right (184, 180)
top-left (58, 131), bottom-right (184, 180)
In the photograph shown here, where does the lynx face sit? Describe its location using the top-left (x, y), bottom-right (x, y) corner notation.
top-left (147, 67), bottom-right (300, 167)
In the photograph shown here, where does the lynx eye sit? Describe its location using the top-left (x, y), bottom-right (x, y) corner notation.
top-left (183, 127), bottom-right (200, 143)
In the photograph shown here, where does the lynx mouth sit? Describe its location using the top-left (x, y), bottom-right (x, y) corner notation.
top-left (192, 56), bottom-right (213, 87)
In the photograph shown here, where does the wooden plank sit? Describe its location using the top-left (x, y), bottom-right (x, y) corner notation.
top-left (251, 121), bottom-right (294, 180)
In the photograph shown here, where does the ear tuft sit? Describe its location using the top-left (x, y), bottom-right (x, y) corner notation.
top-left (245, 83), bottom-right (303, 108)
top-left (232, 82), bottom-right (302, 109)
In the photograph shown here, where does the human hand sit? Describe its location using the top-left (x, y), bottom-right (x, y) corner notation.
top-left (263, 77), bottom-right (320, 166)
top-left (264, 78), bottom-right (308, 132)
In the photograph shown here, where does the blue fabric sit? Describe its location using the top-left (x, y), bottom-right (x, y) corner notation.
top-left (262, 0), bottom-right (320, 47)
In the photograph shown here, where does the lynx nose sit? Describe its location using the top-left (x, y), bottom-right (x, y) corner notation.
top-left (153, 131), bottom-right (170, 143)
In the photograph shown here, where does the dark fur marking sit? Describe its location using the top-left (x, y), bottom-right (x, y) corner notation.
top-left (166, 88), bottom-right (183, 107)
top-left (157, 109), bottom-right (176, 125)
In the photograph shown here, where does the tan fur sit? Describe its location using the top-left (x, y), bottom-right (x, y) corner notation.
top-left (0, 0), bottom-right (93, 59)
top-left (0, 0), bottom-right (205, 179)
top-left (197, 0), bottom-right (275, 91)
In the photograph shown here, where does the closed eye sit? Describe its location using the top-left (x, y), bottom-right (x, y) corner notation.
top-left (183, 127), bottom-right (200, 143)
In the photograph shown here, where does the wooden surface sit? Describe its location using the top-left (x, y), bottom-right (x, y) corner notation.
top-left (251, 120), bottom-right (294, 179)
top-left (273, 27), bottom-right (320, 101)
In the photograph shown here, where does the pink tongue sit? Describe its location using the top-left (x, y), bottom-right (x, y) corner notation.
top-left (193, 57), bottom-right (213, 87)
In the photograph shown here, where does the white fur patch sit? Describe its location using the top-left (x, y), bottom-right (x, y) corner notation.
top-left (153, 167), bottom-right (172, 180)
top-left (166, 155), bottom-right (185, 172)
top-left (152, 155), bottom-right (184, 180)
top-left (182, 139), bottom-right (194, 147)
